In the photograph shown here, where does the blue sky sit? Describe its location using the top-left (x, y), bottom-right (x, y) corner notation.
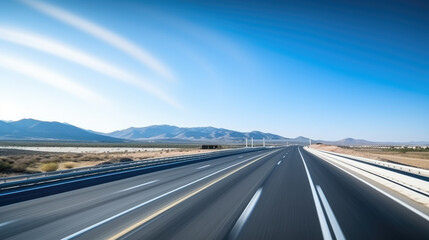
top-left (0, 0), bottom-right (428, 141)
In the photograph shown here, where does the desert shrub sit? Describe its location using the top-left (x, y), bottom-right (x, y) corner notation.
top-left (41, 157), bottom-right (60, 163)
top-left (63, 162), bottom-right (75, 169)
top-left (118, 158), bottom-right (133, 162)
top-left (398, 148), bottom-right (408, 153)
top-left (96, 161), bottom-right (113, 166)
top-left (12, 162), bottom-right (28, 172)
top-left (41, 162), bottom-right (59, 172)
top-left (0, 161), bottom-right (11, 172)
top-left (80, 156), bottom-right (94, 161)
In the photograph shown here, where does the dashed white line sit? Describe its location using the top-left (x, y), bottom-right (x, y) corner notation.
top-left (229, 188), bottom-right (263, 239)
top-left (238, 156), bottom-right (243, 159)
top-left (0, 220), bottom-right (16, 228)
top-left (298, 148), bottom-right (332, 240)
top-left (316, 185), bottom-right (345, 240)
top-left (283, 156), bottom-right (285, 158)
top-left (197, 165), bottom-right (210, 170)
top-left (117, 180), bottom-right (158, 193)
top-left (277, 160), bottom-right (282, 165)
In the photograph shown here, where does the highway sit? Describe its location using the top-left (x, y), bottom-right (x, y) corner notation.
top-left (0, 146), bottom-right (428, 239)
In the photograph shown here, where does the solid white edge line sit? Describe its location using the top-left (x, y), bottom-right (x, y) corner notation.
top-left (306, 148), bottom-right (429, 222)
top-left (61, 152), bottom-right (269, 240)
top-left (298, 148), bottom-right (332, 240)
top-left (316, 185), bottom-right (346, 240)
top-left (229, 188), bottom-right (263, 239)
top-left (313, 150), bottom-right (429, 196)
top-left (117, 180), bottom-right (159, 193)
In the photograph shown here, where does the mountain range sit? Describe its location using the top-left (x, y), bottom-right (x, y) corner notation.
top-left (0, 119), bottom-right (427, 145)
top-left (0, 119), bottom-right (120, 142)
top-left (107, 125), bottom-right (285, 141)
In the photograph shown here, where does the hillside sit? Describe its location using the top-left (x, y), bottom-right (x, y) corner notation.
top-left (107, 125), bottom-right (286, 141)
top-left (0, 119), bottom-right (122, 142)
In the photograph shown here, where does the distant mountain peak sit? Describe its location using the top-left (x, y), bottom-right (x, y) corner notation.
top-left (107, 125), bottom-right (286, 142)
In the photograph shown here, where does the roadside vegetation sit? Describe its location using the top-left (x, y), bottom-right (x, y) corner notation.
top-left (0, 141), bottom-right (204, 148)
top-left (0, 145), bottom-right (218, 177)
top-left (40, 162), bottom-right (59, 172)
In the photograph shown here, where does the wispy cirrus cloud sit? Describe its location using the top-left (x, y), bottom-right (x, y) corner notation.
top-left (0, 55), bottom-right (106, 103)
top-left (19, 0), bottom-right (176, 82)
top-left (0, 28), bottom-right (181, 109)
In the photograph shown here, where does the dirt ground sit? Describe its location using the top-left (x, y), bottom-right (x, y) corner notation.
top-left (0, 148), bottom-right (217, 177)
top-left (309, 144), bottom-right (429, 170)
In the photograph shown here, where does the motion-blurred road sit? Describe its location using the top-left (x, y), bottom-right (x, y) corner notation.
top-left (1, 146), bottom-right (428, 239)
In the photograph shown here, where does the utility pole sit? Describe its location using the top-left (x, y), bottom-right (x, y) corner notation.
top-left (251, 137), bottom-right (254, 148)
top-left (245, 138), bottom-right (248, 148)
top-left (263, 138), bottom-right (265, 147)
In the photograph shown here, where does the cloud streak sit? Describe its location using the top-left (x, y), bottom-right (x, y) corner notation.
top-left (20, 0), bottom-right (176, 82)
top-left (0, 28), bottom-right (181, 109)
top-left (0, 55), bottom-right (105, 103)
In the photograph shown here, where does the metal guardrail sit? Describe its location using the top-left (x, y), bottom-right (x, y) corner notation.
top-left (314, 148), bottom-right (429, 178)
top-left (0, 147), bottom-right (266, 190)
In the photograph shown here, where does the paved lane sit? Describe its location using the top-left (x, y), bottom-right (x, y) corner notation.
top-left (1, 146), bottom-right (428, 240)
top-left (0, 148), bottom-right (278, 240)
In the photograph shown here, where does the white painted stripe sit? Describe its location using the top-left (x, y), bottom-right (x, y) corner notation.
top-left (197, 165), bottom-right (210, 170)
top-left (298, 148), bottom-right (332, 240)
top-left (229, 188), bottom-right (262, 239)
top-left (117, 180), bottom-right (158, 193)
top-left (283, 156), bottom-right (285, 158)
top-left (312, 152), bottom-right (429, 222)
top-left (62, 153), bottom-right (268, 240)
top-left (277, 160), bottom-right (282, 165)
top-left (316, 185), bottom-right (346, 240)
top-left (0, 220), bottom-right (16, 228)
top-left (238, 156), bottom-right (243, 158)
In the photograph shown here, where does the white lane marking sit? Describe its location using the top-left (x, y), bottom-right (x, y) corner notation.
top-left (117, 180), bottom-right (158, 193)
top-left (277, 160), bottom-right (282, 165)
top-left (62, 153), bottom-right (267, 240)
top-left (0, 220), bottom-right (16, 228)
top-left (283, 156), bottom-right (285, 158)
top-left (316, 185), bottom-right (346, 240)
top-left (229, 188), bottom-right (263, 239)
top-left (312, 151), bottom-right (429, 222)
top-left (238, 156), bottom-right (243, 158)
top-left (197, 165), bottom-right (210, 170)
top-left (298, 148), bottom-right (332, 240)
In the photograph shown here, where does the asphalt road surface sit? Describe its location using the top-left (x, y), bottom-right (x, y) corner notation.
top-left (1, 146), bottom-right (428, 239)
